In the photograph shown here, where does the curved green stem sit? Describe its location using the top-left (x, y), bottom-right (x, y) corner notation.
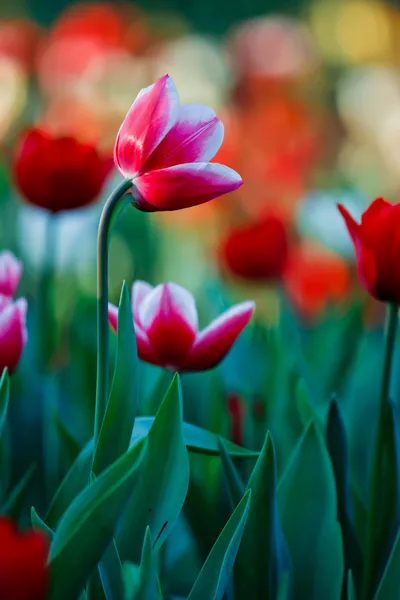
top-left (362, 302), bottom-right (398, 599)
top-left (94, 178), bottom-right (134, 448)
top-left (38, 214), bottom-right (58, 370)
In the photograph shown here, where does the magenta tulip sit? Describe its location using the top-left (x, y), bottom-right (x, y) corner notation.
top-left (114, 74), bottom-right (242, 211)
top-left (0, 296), bottom-right (27, 373)
top-left (108, 281), bottom-right (254, 371)
top-left (0, 251), bottom-right (22, 298)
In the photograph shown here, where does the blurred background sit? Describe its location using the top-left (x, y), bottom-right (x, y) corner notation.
top-left (2, 0), bottom-right (400, 526)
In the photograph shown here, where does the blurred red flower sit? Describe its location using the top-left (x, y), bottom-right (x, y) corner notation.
top-left (0, 517), bottom-right (49, 600)
top-left (14, 128), bottom-right (111, 213)
top-left (0, 19), bottom-right (43, 72)
top-left (227, 393), bottom-right (244, 446)
top-left (220, 214), bottom-right (289, 281)
top-left (338, 198), bottom-right (400, 304)
top-left (0, 251), bottom-right (22, 298)
top-left (283, 244), bottom-right (350, 318)
top-left (0, 296), bottom-right (27, 374)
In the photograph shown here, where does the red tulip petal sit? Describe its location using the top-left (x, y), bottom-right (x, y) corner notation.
top-left (0, 298), bottom-right (27, 374)
top-left (134, 162), bottom-right (242, 211)
top-left (131, 280), bottom-right (153, 324)
top-left (0, 251), bottom-right (23, 297)
top-left (114, 74), bottom-right (179, 177)
top-left (108, 302), bottom-right (158, 364)
top-left (138, 283), bottom-right (198, 367)
top-left (142, 103), bottom-right (224, 171)
top-left (183, 301), bottom-right (255, 371)
top-left (361, 197), bottom-right (392, 228)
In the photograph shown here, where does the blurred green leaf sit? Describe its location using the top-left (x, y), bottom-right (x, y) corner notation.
top-left (351, 484), bottom-right (367, 550)
top-left (98, 540), bottom-right (124, 600)
top-left (187, 490), bottom-right (251, 600)
top-left (374, 526), bottom-right (400, 600)
top-left (347, 572), bottom-right (356, 600)
top-left (326, 399), bottom-right (363, 591)
top-left (235, 432), bottom-right (291, 600)
top-left (48, 437), bottom-right (147, 600)
top-left (93, 281), bottom-right (138, 474)
top-left (123, 528), bottom-right (162, 600)
top-left (117, 374), bottom-right (190, 562)
top-left (46, 441), bottom-right (94, 529)
top-left (54, 413), bottom-right (82, 466)
top-left (218, 437), bottom-right (245, 508)
top-left (31, 507), bottom-right (54, 539)
top-left (1, 464), bottom-right (36, 519)
top-left (277, 573), bottom-right (291, 600)
top-left (278, 423), bottom-right (343, 600)
top-left (131, 417), bottom-right (258, 458)
top-left (0, 369), bottom-right (9, 439)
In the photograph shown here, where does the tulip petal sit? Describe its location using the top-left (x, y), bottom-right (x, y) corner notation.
top-left (338, 203), bottom-right (377, 296)
top-left (142, 104), bottom-right (224, 171)
top-left (0, 298), bottom-right (27, 374)
top-left (134, 162), bottom-right (243, 211)
top-left (0, 251), bottom-right (22, 298)
top-left (183, 301), bottom-right (255, 371)
top-left (108, 302), bottom-right (158, 364)
top-left (114, 75), bottom-right (179, 177)
top-left (138, 283), bottom-right (198, 367)
top-left (131, 281), bottom-right (153, 324)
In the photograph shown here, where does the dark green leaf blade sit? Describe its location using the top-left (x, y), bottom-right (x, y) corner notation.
top-left (131, 417), bottom-right (258, 458)
top-left (31, 507), bottom-right (54, 540)
top-left (0, 369), bottom-right (9, 439)
top-left (93, 281), bottom-right (139, 474)
top-left (187, 490), bottom-right (251, 600)
top-left (123, 527), bottom-right (162, 600)
top-left (278, 423), bottom-right (343, 600)
top-left (218, 437), bottom-right (245, 508)
top-left (117, 373), bottom-right (190, 562)
top-left (48, 438), bottom-right (147, 600)
top-left (235, 432), bottom-right (291, 600)
top-left (374, 526), bottom-right (400, 600)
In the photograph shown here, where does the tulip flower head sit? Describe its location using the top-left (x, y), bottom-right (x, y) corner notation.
top-left (338, 198), bottom-right (400, 303)
top-left (0, 251), bottom-right (22, 297)
top-left (0, 296), bottom-right (27, 373)
top-left (14, 128), bottom-right (110, 213)
top-left (109, 281), bottom-right (255, 371)
top-left (114, 74), bottom-right (243, 211)
top-left (220, 214), bottom-right (289, 281)
top-left (0, 516), bottom-right (49, 600)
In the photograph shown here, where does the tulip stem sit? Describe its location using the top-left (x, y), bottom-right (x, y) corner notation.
top-left (362, 302), bottom-right (398, 600)
top-left (94, 178), bottom-right (133, 449)
top-left (37, 214), bottom-right (58, 370)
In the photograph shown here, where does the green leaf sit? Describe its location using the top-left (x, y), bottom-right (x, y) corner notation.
top-left (347, 572), bottom-right (356, 600)
top-left (93, 281), bottom-right (139, 474)
top-left (31, 507), bottom-right (54, 539)
top-left (54, 413), bottom-right (82, 466)
top-left (235, 432), bottom-right (291, 600)
top-left (98, 540), bottom-right (124, 600)
top-left (277, 573), bottom-right (291, 600)
top-left (278, 423), bottom-right (343, 600)
top-left (218, 437), bottom-right (245, 508)
top-left (48, 437), bottom-right (147, 600)
top-left (326, 399), bottom-right (363, 590)
top-left (1, 464), bottom-right (36, 518)
top-left (46, 440), bottom-right (94, 529)
top-left (117, 374), bottom-right (190, 562)
top-left (187, 490), bottom-right (251, 600)
top-left (131, 417), bottom-right (258, 458)
top-left (124, 528), bottom-right (162, 600)
top-left (374, 525), bottom-right (400, 600)
top-left (0, 369), bottom-right (9, 439)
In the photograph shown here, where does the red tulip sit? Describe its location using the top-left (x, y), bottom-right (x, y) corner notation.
top-left (338, 198), bottom-right (400, 303)
top-left (220, 214), bottom-right (289, 281)
top-left (0, 296), bottom-right (27, 373)
top-left (14, 128), bottom-right (110, 213)
top-left (114, 74), bottom-right (242, 211)
top-left (0, 517), bottom-right (49, 600)
top-left (0, 251), bottom-right (22, 298)
top-left (109, 281), bottom-right (255, 371)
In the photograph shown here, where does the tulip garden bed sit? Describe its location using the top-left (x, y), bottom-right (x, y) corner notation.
top-left (0, 73), bottom-right (399, 600)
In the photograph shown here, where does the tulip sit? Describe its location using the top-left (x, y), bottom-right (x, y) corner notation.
top-left (0, 296), bottom-right (27, 373)
top-left (114, 74), bottom-right (242, 211)
top-left (0, 516), bottom-right (49, 600)
top-left (220, 214), bottom-right (289, 281)
top-left (109, 281), bottom-right (255, 371)
top-left (0, 251), bottom-right (22, 297)
top-left (14, 128), bottom-right (110, 213)
top-left (338, 197), bottom-right (400, 303)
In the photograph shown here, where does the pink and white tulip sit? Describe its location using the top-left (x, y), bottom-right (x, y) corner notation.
top-left (114, 75), bottom-right (242, 211)
top-left (0, 251), bottom-right (22, 298)
top-left (0, 296), bottom-right (27, 374)
top-left (108, 281), bottom-right (255, 371)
